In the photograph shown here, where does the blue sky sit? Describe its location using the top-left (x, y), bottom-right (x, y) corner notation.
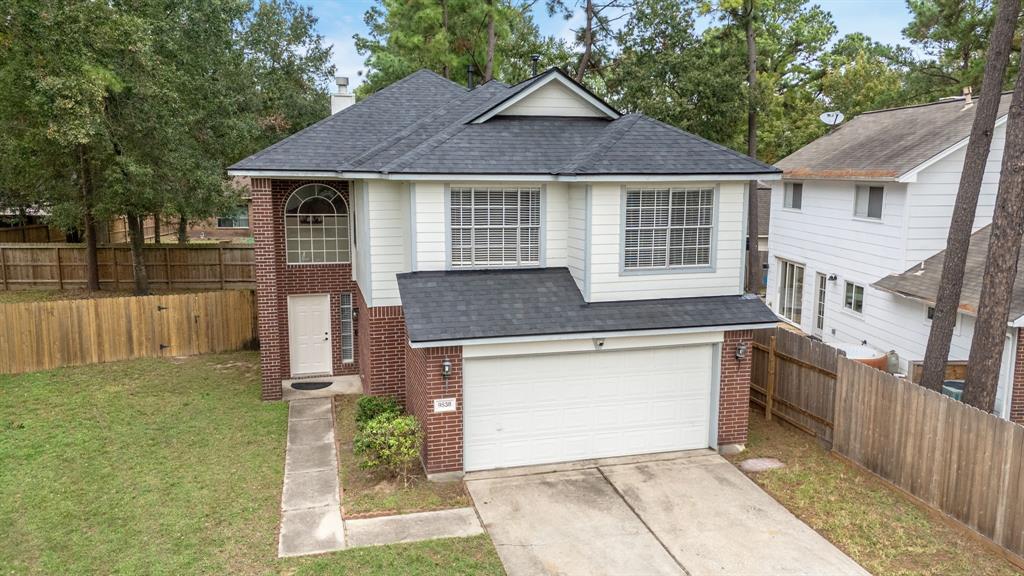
top-left (307, 0), bottom-right (914, 88)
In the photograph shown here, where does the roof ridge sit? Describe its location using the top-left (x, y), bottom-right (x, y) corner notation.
top-left (379, 83), bottom-right (514, 172)
top-left (229, 70), bottom-right (464, 170)
top-left (559, 114), bottom-right (641, 174)
top-left (859, 90), bottom-right (1013, 116)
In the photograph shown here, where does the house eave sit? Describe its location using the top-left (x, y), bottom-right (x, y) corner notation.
top-left (407, 322), bottom-right (780, 348)
top-left (227, 169), bottom-right (782, 182)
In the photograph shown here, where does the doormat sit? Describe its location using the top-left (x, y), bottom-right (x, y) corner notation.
top-left (291, 381), bottom-right (332, 391)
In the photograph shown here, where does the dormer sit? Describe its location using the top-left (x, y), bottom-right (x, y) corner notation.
top-left (470, 68), bottom-right (620, 123)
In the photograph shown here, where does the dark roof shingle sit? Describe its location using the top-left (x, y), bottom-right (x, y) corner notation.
top-left (397, 267), bottom-right (778, 343)
top-left (231, 69), bottom-right (778, 177)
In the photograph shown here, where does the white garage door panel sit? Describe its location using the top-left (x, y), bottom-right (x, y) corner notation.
top-left (463, 345), bottom-right (713, 471)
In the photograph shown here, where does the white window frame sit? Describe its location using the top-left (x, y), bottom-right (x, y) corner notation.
top-left (284, 183), bottom-right (351, 265)
top-left (340, 293), bottom-right (354, 362)
top-left (844, 281), bottom-right (865, 314)
top-left (620, 186), bottom-right (718, 273)
top-left (784, 182), bottom-right (803, 210)
top-left (854, 185), bottom-right (884, 220)
top-left (777, 259), bottom-right (805, 324)
top-left (447, 185), bottom-right (544, 268)
top-left (814, 272), bottom-right (827, 334)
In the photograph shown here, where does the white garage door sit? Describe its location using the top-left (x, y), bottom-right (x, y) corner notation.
top-left (463, 345), bottom-right (713, 471)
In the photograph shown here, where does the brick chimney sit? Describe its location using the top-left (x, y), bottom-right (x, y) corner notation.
top-left (331, 76), bottom-right (355, 114)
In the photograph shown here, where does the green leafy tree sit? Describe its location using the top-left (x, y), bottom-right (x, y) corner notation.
top-left (819, 34), bottom-right (917, 117)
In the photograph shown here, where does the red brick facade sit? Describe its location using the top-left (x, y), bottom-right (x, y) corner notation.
top-left (253, 178), bottom-right (383, 400)
top-left (356, 290), bottom-right (407, 401)
top-left (1011, 328), bottom-right (1024, 425)
top-left (405, 343), bottom-right (464, 474)
top-left (718, 330), bottom-right (754, 446)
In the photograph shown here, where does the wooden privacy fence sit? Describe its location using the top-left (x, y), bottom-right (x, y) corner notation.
top-left (0, 290), bottom-right (258, 374)
top-left (0, 243), bottom-right (254, 291)
top-left (750, 327), bottom-right (838, 444)
top-left (750, 326), bottom-right (1024, 565)
top-left (0, 224), bottom-right (64, 243)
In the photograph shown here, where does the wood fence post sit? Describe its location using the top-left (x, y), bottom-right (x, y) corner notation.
top-left (112, 248), bottom-right (121, 291)
top-left (766, 334), bottom-right (777, 421)
top-left (165, 246), bottom-right (173, 289)
top-left (55, 247), bottom-right (63, 290)
top-left (0, 246), bottom-right (7, 291)
top-left (218, 246), bottom-right (225, 290)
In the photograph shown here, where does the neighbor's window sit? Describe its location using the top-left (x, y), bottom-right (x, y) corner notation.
top-left (285, 183), bottom-right (350, 264)
top-left (784, 182), bottom-right (803, 210)
top-left (844, 281), bottom-right (865, 313)
top-left (450, 186), bottom-right (541, 267)
top-left (777, 259), bottom-right (805, 323)
top-left (854, 185), bottom-right (884, 219)
top-left (926, 305), bottom-right (960, 330)
top-left (624, 187), bottom-right (714, 269)
top-left (217, 206), bottom-right (249, 229)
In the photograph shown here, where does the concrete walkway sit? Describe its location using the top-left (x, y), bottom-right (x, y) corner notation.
top-left (278, 397), bottom-right (485, 557)
top-left (278, 398), bottom-right (345, 557)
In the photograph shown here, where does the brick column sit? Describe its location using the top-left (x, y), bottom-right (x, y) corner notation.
top-left (251, 178), bottom-right (283, 401)
top-left (719, 330), bottom-right (754, 446)
top-left (1011, 328), bottom-right (1024, 425)
top-left (362, 305), bottom-right (407, 402)
top-left (406, 343), bottom-right (463, 475)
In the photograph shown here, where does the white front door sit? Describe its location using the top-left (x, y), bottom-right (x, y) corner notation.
top-left (288, 294), bottom-right (333, 376)
top-left (463, 345), bottom-right (714, 472)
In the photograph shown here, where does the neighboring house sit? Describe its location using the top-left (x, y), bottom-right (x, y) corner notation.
top-left (228, 68), bottom-right (780, 476)
top-left (768, 92), bottom-right (1023, 423)
top-left (752, 184), bottom-right (771, 289)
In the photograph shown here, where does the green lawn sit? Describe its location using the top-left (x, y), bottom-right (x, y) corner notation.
top-left (336, 395), bottom-right (473, 516)
top-left (0, 352), bottom-right (503, 575)
top-left (729, 410), bottom-right (1021, 576)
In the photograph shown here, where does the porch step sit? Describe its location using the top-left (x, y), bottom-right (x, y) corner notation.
top-left (281, 375), bottom-right (362, 401)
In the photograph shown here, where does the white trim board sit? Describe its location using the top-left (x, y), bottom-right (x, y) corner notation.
top-left (408, 322), bottom-right (779, 348)
top-left (227, 170), bottom-right (783, 183)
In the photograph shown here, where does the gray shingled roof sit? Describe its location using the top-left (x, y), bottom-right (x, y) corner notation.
top-left (872, 225), bottom-right (1024, 320)
top-left (397, 267), bottom-right (778, 343)
top-left (231, 68), bottom-right (777, 177)
top-left (776, 93), bottom-right (1014, 180)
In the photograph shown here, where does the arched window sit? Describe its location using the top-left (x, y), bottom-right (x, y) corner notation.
top-left (284, 184), bottom-right (350, 264)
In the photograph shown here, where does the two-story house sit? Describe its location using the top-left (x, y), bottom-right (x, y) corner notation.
top-left (229, 68), bottom-right (780, 477)
top-left (769, 92), bottom-right (1023, 423)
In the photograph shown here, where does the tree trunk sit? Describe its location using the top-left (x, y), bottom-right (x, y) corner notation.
top-left (126, 213), bottom-right (150, 295)
top-left (78, 145), bottom-right (100, 291)
top-left (177, 216), bottom-right (188, 244)
top-left (574, 0), bottom-right (593, 82)
top-left (153, 212), bottom-right (161, 244)
top-left (484, 0), bottom-right (496, 82)
top-left (963, 70), bottom-right (1024, 412)
top-left (920, 0), bottom-right (1020, 393)
top-left (442, 0), bottom-right (450, 79)
top-left (744, 0), bottom-right (761, 294)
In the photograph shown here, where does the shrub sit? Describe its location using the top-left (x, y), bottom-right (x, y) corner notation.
top-left (353, 413), bottom-right (423, 486)
top-left (354, 395), bottom-right (401, 429)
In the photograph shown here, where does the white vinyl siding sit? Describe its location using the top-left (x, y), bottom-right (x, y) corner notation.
top-left (777, 259), bottom-right (804, 324)
top-left (854, 185), bottom-right (884, 219)
top-left (362, 180), bottom-right (411, 307)
top-left (623, 187), bottom-right (714, 269)
top-left (498, 80), bottom-right (606, 118)
top-left (412, 182), bottom-right (446, 271)
top-left (567, 184), bottom-right (588, 295)
top-left (545, 183), bottom-right (569, 268)
top-left (450, 186), bottom-right (541, 267)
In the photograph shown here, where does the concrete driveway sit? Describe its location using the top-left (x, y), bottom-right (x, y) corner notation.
top-left (466, 451), bottom-right (870, 576)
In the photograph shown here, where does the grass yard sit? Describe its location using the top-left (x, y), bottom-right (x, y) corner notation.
top-left (335, 395), bottom-right (473, 516)
top-left (0, 352), bottom-right (503, 575)
top-left (729, 410), bottom-right (1021, 576)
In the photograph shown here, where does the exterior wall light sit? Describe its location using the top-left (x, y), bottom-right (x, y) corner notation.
top-left (735, 342), bottom-right (748, 360)
top-left (441, 358), bottom-right (452, 380)
top-left (827, 273), bottom-right (838, 282)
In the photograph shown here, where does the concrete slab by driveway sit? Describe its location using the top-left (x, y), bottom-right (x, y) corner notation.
top-left (602, 455), bottom-right (871, 576)
top-left (468, 468), bottom-right (686, 576)
top-left (345, 508), bottom-right (484, 548)
top-left (467, 451), bottom-right (869, 576)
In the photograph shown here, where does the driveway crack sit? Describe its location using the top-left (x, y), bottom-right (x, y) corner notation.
top-left (596, 466), bottom-right (692, 576)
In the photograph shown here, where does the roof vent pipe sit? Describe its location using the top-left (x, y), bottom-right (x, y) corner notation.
top-left (467, 64), bottom-right (475, 90)
top-left (963, 86), bottom-right (973, 107)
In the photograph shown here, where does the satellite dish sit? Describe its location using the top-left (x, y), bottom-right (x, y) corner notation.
top-left (820, 111), bottom-right (845, 127)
